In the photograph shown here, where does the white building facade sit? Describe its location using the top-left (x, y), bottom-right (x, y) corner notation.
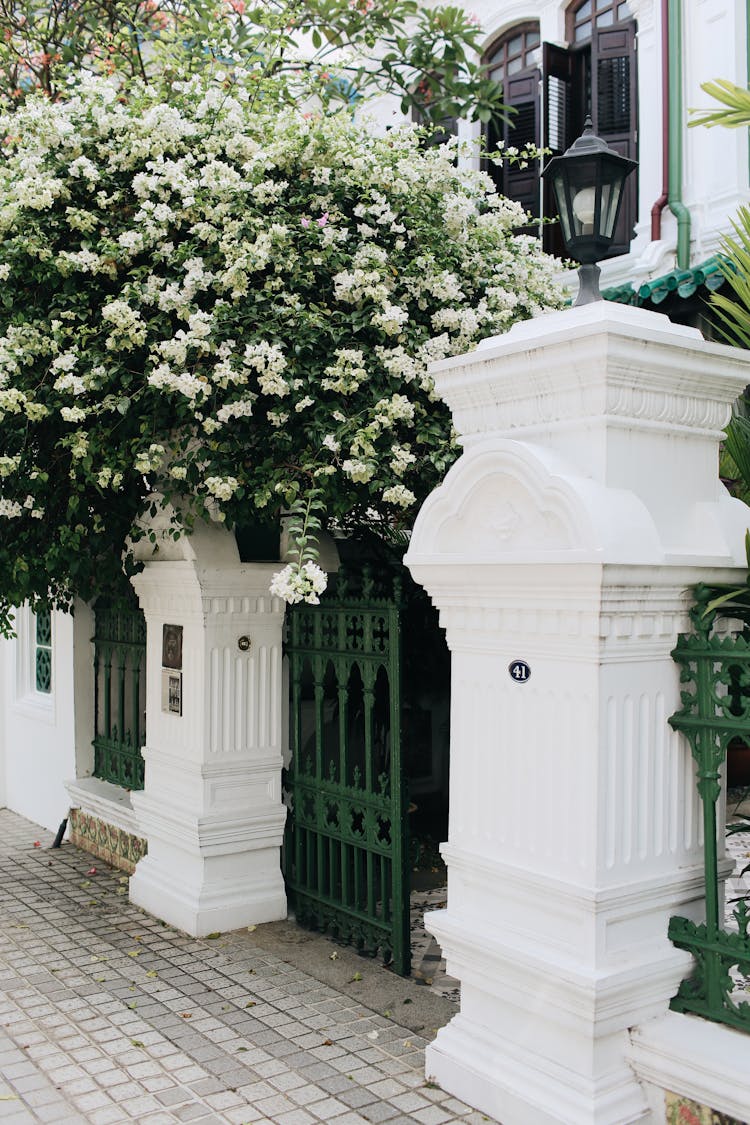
top-left (2, 4), bottom-right (750, 1123)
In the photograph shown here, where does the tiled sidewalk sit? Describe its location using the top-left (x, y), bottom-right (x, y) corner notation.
top-left (0, 810), bottom-right (496, 1125)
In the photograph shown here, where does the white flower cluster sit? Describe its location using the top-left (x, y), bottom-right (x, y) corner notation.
top-left (148, 363), bottom-right (209, 402)
top-left (0, 74), bottom-right (564, 614)
top-left (322, 349), bottom-right (367, 394)
top-left (96, 466), bottom-right (124, 490)
top-left (382, 484), bottom-right (416, 508)
top-left (342, 459), bottom-right (374, 484)
top-left (203, 475), bottom-right (239, 502)
top-left (243, 341), bottom-right (289, 397)
top-left (0, 494), bottom-right (42, 518)
top-left (134, 444), bottom-right (166, 474)
top-left (389, 445), bottom-right (416, 476)
top-left (270, 561), bottom-right (328, 606)
top-left (216, 396), bottom-right (254, 424)
top-left (371, 303), bottom-right (409, 337)
top-left (101, 300), bottom-right (147, 351)
top-left (0, 455), bottom-right (20, 477)
top-left (373, 394), bottom-right (415, 425)
top-left (60, 405), bottom-right (88, 423)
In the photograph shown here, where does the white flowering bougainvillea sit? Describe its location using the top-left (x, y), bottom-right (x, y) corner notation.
top-left (0, 75), bottom-right (562, 629)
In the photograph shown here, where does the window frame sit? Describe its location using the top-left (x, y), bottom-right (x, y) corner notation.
top-left (13, 604), bottom-right (55, 719)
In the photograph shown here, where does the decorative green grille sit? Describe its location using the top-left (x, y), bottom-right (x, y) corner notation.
top-left (35, 609), bottom-right (52, 693)
top-left (668, 591), bottom-right (750, 1032)
top-left (93, 600), bottom-right (147, 790)
top-left (284, 565), bottom-right (410, 976)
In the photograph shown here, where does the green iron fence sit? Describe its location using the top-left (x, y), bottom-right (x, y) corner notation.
top-left (283, 564), bottom-right (410, 976)
top-left (93, 600), bottom-right (147, 790)
top-left (668, 591), bottom-right (750, 1032)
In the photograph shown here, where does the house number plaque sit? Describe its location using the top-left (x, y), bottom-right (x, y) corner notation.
top-left (509, 660), bottom-right (531, 683)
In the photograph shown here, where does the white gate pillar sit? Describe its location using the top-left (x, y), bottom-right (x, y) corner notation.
top-left (404, 303), bottom-right (750, 1125)
top-left (129, 513), bottom-right (287, 936)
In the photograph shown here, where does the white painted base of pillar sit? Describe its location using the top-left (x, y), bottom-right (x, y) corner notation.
top-left (130, 785), bottom-right (287, 937)
top-left (426, 1015), bottom-right (649, 1125)
top-left (129, 848), bottom-right (286, 937)
top-left (423, 875), bottom-right (698, 1125)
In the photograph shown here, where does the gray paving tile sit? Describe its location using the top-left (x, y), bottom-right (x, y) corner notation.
top-left (358, 1105), bottom-right (401, 1123)
top-left (0, 809), bottom-right (493, 1125)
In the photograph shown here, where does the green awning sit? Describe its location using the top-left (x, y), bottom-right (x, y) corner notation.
top-left (602, 256), bottom-right (729, 306)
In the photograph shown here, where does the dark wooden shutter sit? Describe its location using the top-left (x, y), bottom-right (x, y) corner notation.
top-left (592, 22), bottom-right (638, 255)
top-left (542, 42), bottom-right (581, 255)
top-left (485, 69), bottom-right (540, 225)
top-left (501, 69), bottom-right (541, 221)
top-left (542, 42), bottom-right (575, 157)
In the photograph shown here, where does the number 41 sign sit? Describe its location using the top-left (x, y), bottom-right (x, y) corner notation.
top-left (509, 660), bottom-right (531, 683)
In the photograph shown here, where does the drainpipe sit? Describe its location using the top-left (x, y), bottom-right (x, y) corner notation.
top-left (650, 0), bottom-right (669, 239)
top-left (668, 0), bottom-right (691, 268)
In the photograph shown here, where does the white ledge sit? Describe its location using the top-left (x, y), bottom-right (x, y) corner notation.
top-left (628, 1010), bottom-right (750, 1123)
top-left (66, 776), bottom-right (142, 837)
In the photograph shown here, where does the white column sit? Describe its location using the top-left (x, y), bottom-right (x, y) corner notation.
top-left (129, 515), bottom-right (287, 936)
top-left (404, 303), bottom-right (750, 1125)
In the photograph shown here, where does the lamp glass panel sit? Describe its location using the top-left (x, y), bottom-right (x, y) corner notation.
top-left (565, 158), bottom-right (599, 237)
top-left (552, 171), bottom-right (573, 242)
top-left (599, 177), bottom-right (623, 237)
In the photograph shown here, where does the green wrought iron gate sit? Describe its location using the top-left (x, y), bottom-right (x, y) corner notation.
top-left (93, 598), bottom-right (147, 790)
top-left (283, 566), bottom-right (410, 976)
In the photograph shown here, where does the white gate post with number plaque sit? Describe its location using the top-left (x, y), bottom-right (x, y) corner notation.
top-left (405, 302), bottom-right (750, 1125)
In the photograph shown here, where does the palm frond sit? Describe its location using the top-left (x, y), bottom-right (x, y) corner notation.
top-left (690, 79), bottom-right (750, 129)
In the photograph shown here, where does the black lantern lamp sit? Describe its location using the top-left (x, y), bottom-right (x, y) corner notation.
top-left (542, 117), bottom-right (637, 306)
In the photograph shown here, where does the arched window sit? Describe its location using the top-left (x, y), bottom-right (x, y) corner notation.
top-left (483, 22), bottom-right (541, 223)
top-left (482, 4), bottom-right (638, 258)
top-left (569, 0), bottom-right (635, 43)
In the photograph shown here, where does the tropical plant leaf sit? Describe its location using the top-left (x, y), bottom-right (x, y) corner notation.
top-left (690, 79), bottom-right (750, 129)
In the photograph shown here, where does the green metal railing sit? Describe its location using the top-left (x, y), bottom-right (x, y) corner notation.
top-left (93, 600), bottom-right (147, 790)
top-left (668, 593), bottom-right (750, 1032)
top-left (283, 565), bottom-right (410, 976)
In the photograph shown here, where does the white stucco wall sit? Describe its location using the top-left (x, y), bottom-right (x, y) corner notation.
top-left (684, 0), bottom-right (750, 257)
top-left (1, 603), bottom-right (94, 832)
